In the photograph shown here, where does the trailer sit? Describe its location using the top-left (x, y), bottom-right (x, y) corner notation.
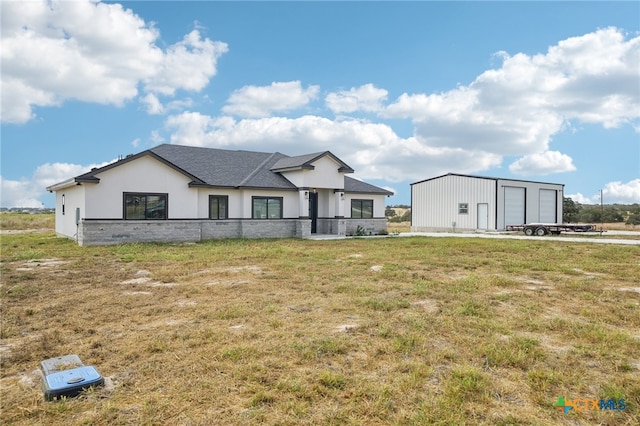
top-left (506, 223), bottom-right (600, 236)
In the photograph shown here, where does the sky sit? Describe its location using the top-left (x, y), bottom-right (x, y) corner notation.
top-left (1, 0), bottom-right (639, 209)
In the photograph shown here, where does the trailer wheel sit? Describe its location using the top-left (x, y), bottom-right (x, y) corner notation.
top-left (524, 227), bottom-right (534, 236)
top-left (535, 227), bottom-right (548, 236)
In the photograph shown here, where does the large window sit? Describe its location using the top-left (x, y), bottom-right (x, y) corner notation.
top-left (124, 193), bottom-right (167, 220)
top-left (351, 199), bottom-right (373, 219)
top-left (209, 195), bottom-right (228, 219)
top-left (252, 197), bottom-right (283, 219)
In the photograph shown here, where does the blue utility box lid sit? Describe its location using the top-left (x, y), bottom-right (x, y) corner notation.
top-left (42, 366), bottom-right (104, 401)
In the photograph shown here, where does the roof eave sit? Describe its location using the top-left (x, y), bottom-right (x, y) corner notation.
top-left (46, 178), bottom-right (77, 192)
top-left (271, 165), bottom-right (315, 173)
top-left (347, 189), bottom-right (394, 196)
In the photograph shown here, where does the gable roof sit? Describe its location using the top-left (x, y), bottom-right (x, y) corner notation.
top-left (410, 173), bottom-right (564, 187)
top-left (150, 144), bottom-right (296, 189)
top-left (271, 151), bottom-right (354, 173)
top-left (47, 144), bottom-right (391, 195)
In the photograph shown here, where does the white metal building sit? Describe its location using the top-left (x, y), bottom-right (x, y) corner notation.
top-left (411, 173), bottom-right (564, 232)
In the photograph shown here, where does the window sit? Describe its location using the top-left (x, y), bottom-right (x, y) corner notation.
top-left (62, 194), bottom-right (65, 215)
top-left (209, 195), bottom-right (228, 219)
top-left (351, 199), bottom-right (373, 219)
top-left (124, 193), bottom-right (167, 220)
top-left (458, 203), bottom-right (469, 214)
top-left (252, 197), bottom-right (283, 219)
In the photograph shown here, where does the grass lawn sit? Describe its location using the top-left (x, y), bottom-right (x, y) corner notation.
top-left (1, 216), bottom-right (639, 425)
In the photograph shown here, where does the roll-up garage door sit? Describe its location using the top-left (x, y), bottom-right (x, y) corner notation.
top-left (504, 187), bottom-right (525, 226)
top-left (539, 189), bottom-right (557, 223)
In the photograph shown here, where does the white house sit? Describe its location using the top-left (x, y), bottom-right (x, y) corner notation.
top-left (46, 144), bottom-right (392, 245)
top-left (411, 173), bottom-right (564, 232)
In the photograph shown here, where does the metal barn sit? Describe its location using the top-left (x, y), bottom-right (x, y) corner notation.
top-left (410, 174), bottom-right (564, 232)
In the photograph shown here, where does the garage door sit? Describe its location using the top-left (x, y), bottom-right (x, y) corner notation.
top-left (539, 189), bottom-right (557, 223)
top-left (504, 187), bottom-right (525, 226)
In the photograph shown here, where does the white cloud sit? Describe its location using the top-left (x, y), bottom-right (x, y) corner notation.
top-left (164, 112), bottom-right (502, 182)
top-left (143, 30), bottom-right (228, 96)
top-left (565, 192), bottom-right (592, 204)
top-left (508, 150), bottom-right (576, 176)
top-left (603, 179), bottom-right (640, 204)
top-left (325, 84), bottom-right (388, 114)
top-left (1, 177), bottom-right (44, 208)
top-left (1, 0), bottom-right (227, 124)
top-left (383, 27), bottom-right (639, 158)
top-left (1, 160), bottom-right (112, 208)
top-left (222, 81), bottom-right (320, 118)
top-left (140, 93), bottom-right (164, 115)
top-left (567, 179), bottom-right (640, 204)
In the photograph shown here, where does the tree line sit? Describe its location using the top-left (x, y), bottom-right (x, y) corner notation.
top-left (563, 198), bottom-right (639, 224)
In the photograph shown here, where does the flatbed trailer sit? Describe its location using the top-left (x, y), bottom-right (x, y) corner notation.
top-left (506, 223), bottom-right (601, 236)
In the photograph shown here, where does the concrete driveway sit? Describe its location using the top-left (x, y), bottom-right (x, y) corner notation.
top-left (397, 231), bottom-right (640, 246)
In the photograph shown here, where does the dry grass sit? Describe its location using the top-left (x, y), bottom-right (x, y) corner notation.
top-left (1, 218), bottom-right (639, 425)
top-left (0, 212), bottom-right (54, 231)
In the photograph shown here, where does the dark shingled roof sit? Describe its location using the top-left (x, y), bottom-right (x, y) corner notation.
top-left (70, 144), bottom-right (392, 195)
top-left (344, 176), bottom-right (393, 195)
top-left (150, 144), bottom-right (296, 189)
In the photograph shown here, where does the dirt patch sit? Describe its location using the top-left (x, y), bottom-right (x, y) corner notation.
top-left (335, 324), bottom-right (358, 332)
top-left (411, 299), bottom-right (439, 314)
top-left (618, 287), bottom-right (640, 294)
top-left (0, 228), bottom-right (51, 235)
top-left (205, 279), bottom-right (251, 286)
top-left (120, 277), bottom-right (152, 285)
top-left (122, 291), bottom-right (153, 296)
top-left (221, 265), bottom-right (263, 274)
top-left (15, 258), bottom-right (70, 271)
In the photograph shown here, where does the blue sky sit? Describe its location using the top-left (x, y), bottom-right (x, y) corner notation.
top-left (1, 0), bottom-right (639, 208)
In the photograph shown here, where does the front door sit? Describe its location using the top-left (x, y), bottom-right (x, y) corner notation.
top-left (309, 192), bottom-right (318, 233)
top-left (477, 203), bottom-right (488, 229)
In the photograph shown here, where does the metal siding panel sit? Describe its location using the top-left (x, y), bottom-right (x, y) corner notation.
top-left (504, 187), bottom-right (525, 226)
top-left (539, 189), bottom-right (557, 223)
top-left (413, 175), bottom-right (497, 230)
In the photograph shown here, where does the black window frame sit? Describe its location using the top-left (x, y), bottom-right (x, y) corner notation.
top-left (458, 203), bottom-right (469, 214)
top-left (123, 192), bottom-right (168, 220)
top-left (252, 196), bottom-right (283, 219)
top-left (351, 199), bottom-right (373, 219)
top-left (209, 195), bottom-right (229, 220)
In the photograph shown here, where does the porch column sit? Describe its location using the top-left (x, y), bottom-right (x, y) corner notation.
top-left (299, 189), bottom-right (310, 218)
top-left (334, 190), bottom-right (345, 218)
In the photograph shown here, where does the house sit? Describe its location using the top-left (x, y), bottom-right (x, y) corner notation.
top-left (46, 144), bottom-right (393, 246)
top-left (411, 173), bottom-right (564, 232)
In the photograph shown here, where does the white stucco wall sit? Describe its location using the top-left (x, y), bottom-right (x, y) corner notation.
top-left (344, 193), bottom-right (387, 218)
top-left (237, 189), bottom-right (300, 219)
top-left (280, 156), bottom-right (347, 189)
top-left (55, 184), bottom-right (85, 239)
top-left (83, 156), bottom-right (197, 219)
top-left (196, 189), bottom-right (244, 219)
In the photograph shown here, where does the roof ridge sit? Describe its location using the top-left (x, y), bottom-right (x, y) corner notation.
top-left (238, 152), bottom-right (281, 187)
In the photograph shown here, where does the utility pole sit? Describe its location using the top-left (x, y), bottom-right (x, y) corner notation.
top-left (600, 189), bottom-right (604, 230)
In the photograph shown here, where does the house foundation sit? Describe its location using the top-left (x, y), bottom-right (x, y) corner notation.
top-left (74, 218), bottom-right (387, 246)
